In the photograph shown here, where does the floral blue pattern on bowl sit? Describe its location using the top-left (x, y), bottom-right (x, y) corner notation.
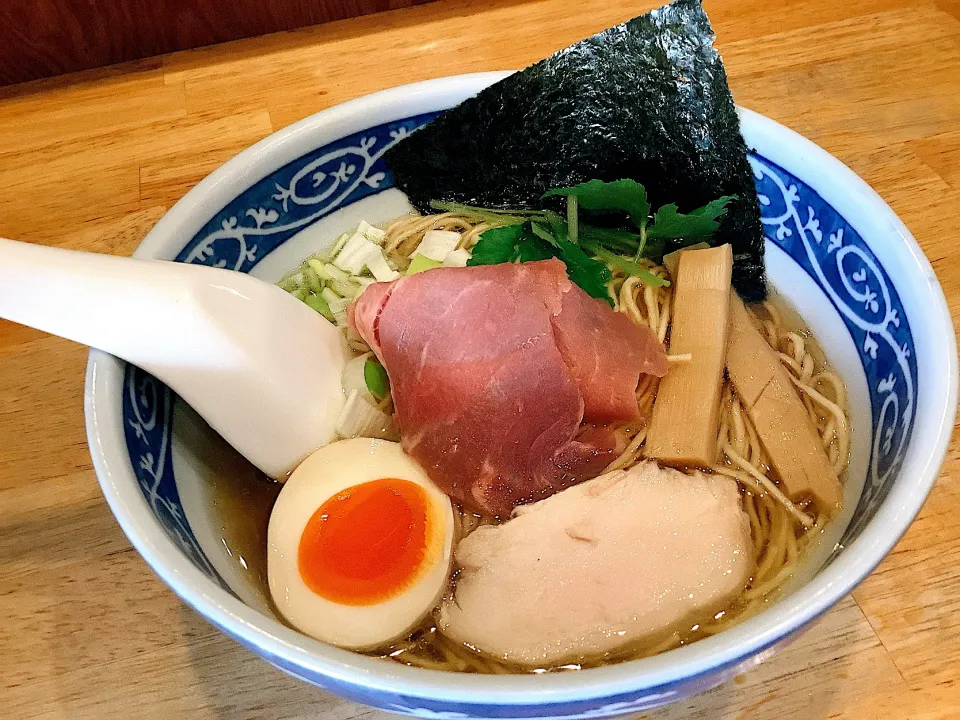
top-left (112, 101), bottom-right (928, 716)
top-left (177, 113), bottom-right (439, 272)
top-left (750, 156), bottom-right (917, 541)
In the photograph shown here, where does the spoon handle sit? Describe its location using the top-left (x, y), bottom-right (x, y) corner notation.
top-left (0, 236), bottom-right (200, 359)
top-left (0, 237), bottom-right (349, 478)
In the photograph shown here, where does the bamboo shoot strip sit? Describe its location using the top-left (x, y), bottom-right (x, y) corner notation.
top-left (725, 293), bottom-right (843, 513)
top-left (645, 244), bottom-right (733, 467)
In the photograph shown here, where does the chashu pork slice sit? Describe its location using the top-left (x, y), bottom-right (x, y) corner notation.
top-left (437, 462), bottom-right (754, 667)
top-left (349, 259), bottom-right (667, 515)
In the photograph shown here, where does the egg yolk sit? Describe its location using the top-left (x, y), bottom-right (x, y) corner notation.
top-left (298, 478), bottom-right (429, 605)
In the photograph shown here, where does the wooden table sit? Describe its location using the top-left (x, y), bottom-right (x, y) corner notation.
top-left (1, 0), bottom-right (958, 717)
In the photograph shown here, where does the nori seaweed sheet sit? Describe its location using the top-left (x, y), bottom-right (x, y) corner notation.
top-left (385, 0), bottom-right (766, 300)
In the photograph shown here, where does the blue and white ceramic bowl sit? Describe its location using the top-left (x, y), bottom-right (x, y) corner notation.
top-left (84, 73), bottom-right (957, 718)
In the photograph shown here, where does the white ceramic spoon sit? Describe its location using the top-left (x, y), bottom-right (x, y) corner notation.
top-left (0, 237), bottom-right (349, 479)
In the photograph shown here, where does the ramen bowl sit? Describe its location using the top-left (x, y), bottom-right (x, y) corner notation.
top-left (84, 73), bottom-right (957, 718)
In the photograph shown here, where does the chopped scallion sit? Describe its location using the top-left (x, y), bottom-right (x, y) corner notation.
top-left (303, 292), bottom-right (334, 321)
top-left (364, 359), bottom-right (390, 400)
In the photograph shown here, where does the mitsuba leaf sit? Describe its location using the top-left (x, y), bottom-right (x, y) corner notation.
top-left (467, 224), bottom-right (527, 266)
top-left (543, 179), bottom-right (651, 226)
top-left (690, 194), bottom-right (738, 221)
top-left (646, 195), bottom-right (737, 240)
top-left (530, 221), bottom-right (612, 303)
top-left (542, 211), bottom-right (569, 242)
top-left (530, 221), bottom-right (560, 247)
top-left (466, 220), bottom-right (612, 303)
top-left (553, 239), bottom-right (613, 304)
top-left (516, 236), bottom-right (555, 261)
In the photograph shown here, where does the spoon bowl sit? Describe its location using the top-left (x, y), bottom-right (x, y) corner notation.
top-left (0, 237), bottom-right (347, 478)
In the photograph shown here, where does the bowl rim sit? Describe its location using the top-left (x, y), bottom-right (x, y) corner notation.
top-left (84, 72), bottom-right (958, 706)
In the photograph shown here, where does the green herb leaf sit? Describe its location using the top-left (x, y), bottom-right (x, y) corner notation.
top-left (364, 359), bottom-right (390, 400)
top-left (554, 239), bottom-right (613, 304)
top-left (646, 195), bottom-right (737, 240)
top-left (543, 179), bottom-right (651, 227)
top-left (465, 220), bottom-right (611, 303)
top-left (584, 243), bottom-right (670, 288)
top-left (690, 194), bottom-right (738, 221)
top-left (467, 224), bottom-right (528, 266)
top-left (467, 222), bottom-right (554, 265)
top-left (516, 236), bottom-right (555, 262)
top-left (530, 221), bottom-right (560, 247)
top-left (528, 221), bottom-right (611, 302)
top-left (542, 211), bottom-right (569, 242)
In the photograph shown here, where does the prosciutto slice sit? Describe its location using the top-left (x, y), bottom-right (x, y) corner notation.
top-left (350, 259), bottom-right (667, 515)
top-left (553, 286), bottom-right (668, 422)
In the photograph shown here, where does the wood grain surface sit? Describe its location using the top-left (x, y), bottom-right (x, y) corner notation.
top-left (0, 0), bottom-right (433, 86)
top-left (1, 0), bottom-right (959, 717)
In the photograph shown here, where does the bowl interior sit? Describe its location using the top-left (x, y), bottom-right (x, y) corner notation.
top-left (88, 75), bottom-right (953, 716)
top-left (125, 110), bottom-right (913, 606)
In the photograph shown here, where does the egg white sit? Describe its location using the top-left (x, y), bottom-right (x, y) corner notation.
top-left (267, 437), bottom-right (455, 650)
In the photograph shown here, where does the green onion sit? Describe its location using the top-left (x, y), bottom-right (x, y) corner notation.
top-left (302, 265), bottom-right (325, 294)
top-left (364, 359), bottom-right (390, 400)
top-left (321, 287), bottom-right (340, 304)
top-left (303, 292), bottom-right (334, 321)
top-left (278, 276), bottom-right (299, 293)
top-left (407, 253), bottom-right (444, 275)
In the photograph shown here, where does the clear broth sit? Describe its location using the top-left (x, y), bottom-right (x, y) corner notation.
top-left (198, 292), bottom-right (846, 673)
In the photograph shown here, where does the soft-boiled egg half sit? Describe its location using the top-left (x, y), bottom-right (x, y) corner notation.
top-left (267, 438), bottom-right (455, 650)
